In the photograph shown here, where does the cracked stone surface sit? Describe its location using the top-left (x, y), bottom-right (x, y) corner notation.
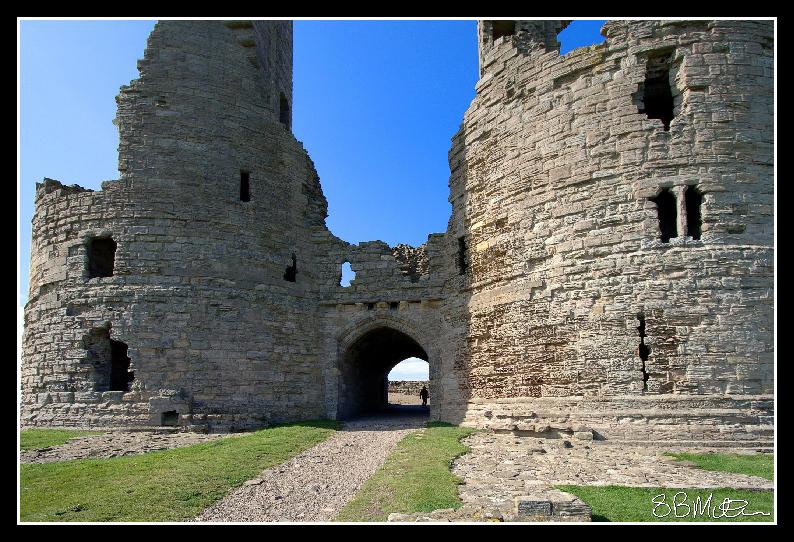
top-left (20, 431), bottom-right (233, 464)
top-left (196, 414), bottom-right (426, 522)
top-left (454, 432), bottom-right (772, 518)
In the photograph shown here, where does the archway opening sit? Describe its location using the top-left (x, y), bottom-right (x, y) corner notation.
top-left (387, 357), bottom-right (430, 408)
top-left (338, 326), bottom-right (429, 419)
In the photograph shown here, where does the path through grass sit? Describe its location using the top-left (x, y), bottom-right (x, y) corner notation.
top-left (335, 422), bottom-right (475, 522)
top-left (20, 420), bottom-right (338, 522)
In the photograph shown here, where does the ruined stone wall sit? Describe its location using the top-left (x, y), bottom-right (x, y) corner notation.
top-left (446, 20), bottom-right (773, 441)
top-left (22, 21), bottom-right (328, 431)
top-left (310, 231), bottom-right (465, 421)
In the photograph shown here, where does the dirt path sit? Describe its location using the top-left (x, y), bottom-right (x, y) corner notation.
top-left (196, 414), bottom-right (426, 522)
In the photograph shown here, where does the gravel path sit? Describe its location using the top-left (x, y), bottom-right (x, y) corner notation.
top-left (196, 414), bottom-right (426, 522)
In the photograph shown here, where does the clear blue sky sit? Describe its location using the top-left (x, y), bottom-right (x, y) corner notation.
top-left (18, 19), bottom-right (605, 378)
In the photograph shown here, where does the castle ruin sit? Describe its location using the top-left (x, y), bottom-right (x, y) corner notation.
top-left (21, 20), bottom-right (774, 445)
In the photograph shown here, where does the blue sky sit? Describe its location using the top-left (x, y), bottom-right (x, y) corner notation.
top-left (18, 19), bottom-right (606, 379)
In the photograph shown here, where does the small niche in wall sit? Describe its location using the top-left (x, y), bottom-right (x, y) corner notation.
top-left (240, 170), bottom-right (251, 202)
top-left (87, 237), bottom-right (117, 278)
top-left (161, 411), bottom-right (179, 426)
top-left (457, 236), bottom-right (468, 275)
top-left (284, 253), bottom-right (297, 282)
top-left (279, 93), bottom-right (290, 130)
top-left (650, 188), bottom-right (677, 243)
top-left (685, 186), bottom-right (703, 240)
top-left (637, 313), bottom-right (650, 392)
top-left (340, 261), bottom-right (355, 287)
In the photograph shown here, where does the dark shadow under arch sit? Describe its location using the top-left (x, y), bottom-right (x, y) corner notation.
top-left (338, 326), bottom-right (428, 419)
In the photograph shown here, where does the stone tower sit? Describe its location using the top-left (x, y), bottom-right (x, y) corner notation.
top-left (23, 21), bottom-right (330, 429)
top-left (447, 19), bottom-right (773, 442)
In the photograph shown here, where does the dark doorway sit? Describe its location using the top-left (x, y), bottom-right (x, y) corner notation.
top-left (338, 327), bottom-right (429, 419)
top-left (83, 327), bottom-right (134, 392)
top-left (110, 339), bottom-right (134, 392)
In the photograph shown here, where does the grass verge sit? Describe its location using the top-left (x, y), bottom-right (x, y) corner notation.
top-left (20, 420), bottom-right (338, 522)
top-left (20, 429), bottom-right (105, 451)
top-left (557, 485), bottom-right (774, 522)
top-left (335, 421), bottom-right (475, 522)
top-left (665, 452), bottom-right (774, 481)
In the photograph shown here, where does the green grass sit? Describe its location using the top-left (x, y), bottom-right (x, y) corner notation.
top-left (335, 422), bottom-right (475, 522)
top-left (20, 420), bottom-right (338, 522)
top-left (20, 429), bottom-right (105, 451)
top-left (557, 485), bottom-right (773, 522)
top-left (665, 452), bottom-right (774, 481)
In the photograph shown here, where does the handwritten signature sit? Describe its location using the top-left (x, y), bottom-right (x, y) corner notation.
top-left (652, 491), bottom-right (771, 519)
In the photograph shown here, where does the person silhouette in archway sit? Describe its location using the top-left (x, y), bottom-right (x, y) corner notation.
top-left (420, 385), bottom-right (429, 407)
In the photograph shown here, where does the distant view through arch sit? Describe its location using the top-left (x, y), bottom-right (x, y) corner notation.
top-left (388, 358), bottom-right (429, 408)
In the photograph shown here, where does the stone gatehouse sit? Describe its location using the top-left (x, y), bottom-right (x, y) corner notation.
top-left (21, 20), bottom-right (774, 445)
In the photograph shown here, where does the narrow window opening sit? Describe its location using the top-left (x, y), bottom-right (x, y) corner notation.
top-left (389, 302), bottom-right (399, 310)
top-left (340, 261), bottom-right (355, 287)
top-left (457, 236), bottom-right (468, 275)
top-left (240, 170), bottom-right (250, 202)
top-left (279, 93), bottom-right (290, 129)
top-left (367, 303), bottom-right (375, 310)
top-left (87, 237), bottom-right (117, 278)
top-left (109, 339), bottom-right (134, 392)
top-left (161, 411), bottom-right (179, 426)
top-left (283, 253), bottom-right (297, 282)
top-left (635, 51), bottom-right (675, 131)
top-left (684, 186), bottom-right (702, 240)
top-left (492, 21), bottom-right (516, 40)
top-left (637, 314), bottom-right (650, 392)
top-left (650, 188), bottom-right (677, 243)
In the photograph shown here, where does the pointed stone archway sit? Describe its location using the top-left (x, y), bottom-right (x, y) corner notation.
top-left (332, 316), bottom-right (439, 420)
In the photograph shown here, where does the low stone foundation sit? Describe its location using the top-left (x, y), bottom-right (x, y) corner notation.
top-left (457, 394), bottom-right (773, 447)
